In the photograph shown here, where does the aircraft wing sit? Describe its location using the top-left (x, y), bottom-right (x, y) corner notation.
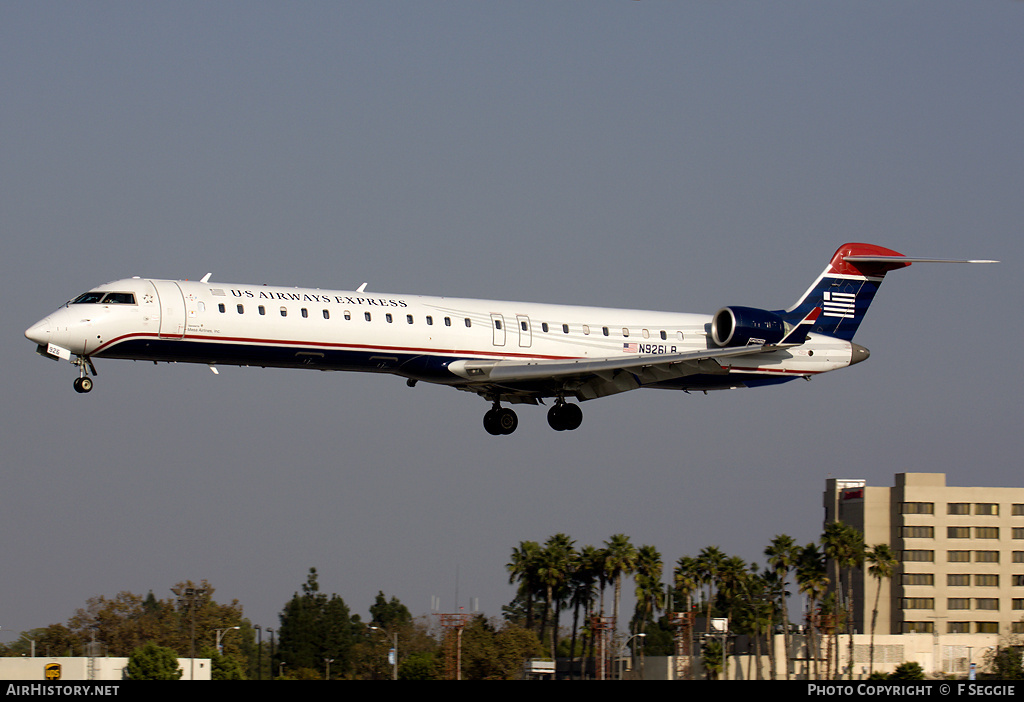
top-left (447, 344), bottom-right (780, 403)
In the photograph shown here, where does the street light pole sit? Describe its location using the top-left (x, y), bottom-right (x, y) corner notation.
top-left (369, 626), bottom-right (399, 680)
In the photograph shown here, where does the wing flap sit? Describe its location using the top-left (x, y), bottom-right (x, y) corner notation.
top-left (448, 344), bottom-right (778, 401)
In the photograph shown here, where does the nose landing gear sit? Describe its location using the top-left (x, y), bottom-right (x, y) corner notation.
top-left (72, 355), bottom-right (97, 394)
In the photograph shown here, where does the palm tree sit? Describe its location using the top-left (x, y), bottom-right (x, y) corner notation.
top-left (822, 522), bottom-right (865, 678)
top-left (536, 533), bottom-right (575, 661)
top-left (632, 545), bottom-right (664, 675)
top-left (866, 543), bottom-right (898, 675)
top-left (507, 540), bottom-right (542, 634)
top-left (603, 534), bottom-right (638, 642)
top-left (765, 534), bottom-right (798, 679)
top-left (796, 542), bottom-right (828, 680)
top-left (695, 546), bottom-right (726, 635)
top-left (568, 545), bottom-right (600, 679)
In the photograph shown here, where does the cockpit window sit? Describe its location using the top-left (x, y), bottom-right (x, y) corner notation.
top-left (70, 291), bottom-right (136, 305)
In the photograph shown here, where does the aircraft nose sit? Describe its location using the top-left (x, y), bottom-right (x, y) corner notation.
top-left (25, 317), bottom-right (51, 346)
top-left (850, 343), bottom-right (871, 366)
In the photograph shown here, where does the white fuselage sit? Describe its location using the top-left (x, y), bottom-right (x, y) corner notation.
top-left (27, 277), bottom-right (856, 388)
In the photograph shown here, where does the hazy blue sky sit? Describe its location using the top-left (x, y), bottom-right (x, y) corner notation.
top-left (2, 2), bottom-right (1020, 645)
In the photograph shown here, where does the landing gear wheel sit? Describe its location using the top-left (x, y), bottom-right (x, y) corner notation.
top-left (73, 377), bottom-right (93, 394)
top-left (483, 407), bottom-right (518, 435)
top-left (547, 402), bottom-right (582, 431)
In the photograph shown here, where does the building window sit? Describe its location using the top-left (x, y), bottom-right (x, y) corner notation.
top-left (1014, 552), bottom-right (1024, 563)
top-left (975, 527), bottom-right (1000, 539)
top-left (901, 598), bottom-right (934, 609)
top-left (901, 502), bottom-right (935, 514)
top-left (1013, 599), bottom-right (1024, 611)
top-left (902, 550), bottom-right (934, 562)
top-left (976, 551), bottom-right (1000, 563)
top-left (903, 573), bottom-right (934, 586)
top-left (1013, 504), bottom-right (1024, 516)
top-left (1013, 528), bottom-right (1024, 540)
top-left (1013, 575), bottom-right (1024, 587)
top-left (901, 622), bottom-right (934, 634)
top-left (948, 503), bottom-right (970, 515)
top-left (948, 622), bottom-right (971, 633)
top-left (948, 574), bottom-right (971, 587)
top-left (902, 526), bottom-right (934, 538)
top-left (948, 550), bottom-right (971, 562)
top-left (948, 527), bottom-right (971, 539)
top-left (975, 503), bottom-right (1000, 516)
top-left (975, 599), bottom-right (999, 610)
top-left (975, 574), bottom-right (1000, 587)
top-left (947, 598), bottom-right (971, 610)
top-left (976, 622), bottom-right (999, 634)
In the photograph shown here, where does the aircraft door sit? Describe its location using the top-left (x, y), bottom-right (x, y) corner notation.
top-left (151, 280), bottom-right (187, 339)
top-left (490, 314), bottom-right (506, 347)
top-left (517, 315), bottom-right (532, 348)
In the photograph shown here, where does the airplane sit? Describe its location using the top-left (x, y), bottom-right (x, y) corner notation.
top-left (24, 243), bottom-right (995, 435)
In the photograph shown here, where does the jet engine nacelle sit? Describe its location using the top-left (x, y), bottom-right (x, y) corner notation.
top-left (710, 306), bottom-right (787, 347)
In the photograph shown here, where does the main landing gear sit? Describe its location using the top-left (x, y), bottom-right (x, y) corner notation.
top-left (483, 403), bottom-right (519, 435)
top-left (547, 400), bottom-right (583, 432)
top-left (482, 400), bottom-right (584, 435)
top-left (72, 355), bottom-right (96, 394)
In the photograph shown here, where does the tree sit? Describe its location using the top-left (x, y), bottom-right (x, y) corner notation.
top-left (536, 533), bottom-right (575, 660)
top-left (796, 542), bottom-right (828, 680)
top-left (127, 641), bottom-right (182, 680)
top-left (866, 543), bottom-right (899, 675)
top-left (603, 535), bottom-right (638, 652)
top-left (276, 568), bottom-right (362, 678)
top-left (765, 534), bottom-right (799, 679)
top-left (822, 521), bottom-right (865, 678)
top-left (506, 541), bottom-right (542, 634)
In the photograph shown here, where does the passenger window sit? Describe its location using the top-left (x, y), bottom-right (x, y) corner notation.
top-left (562, 324), bottom-right (569, 334)
top-left (583, 325), bottom-right (590, 335)
top-left (465, 318), bottom-right (471, 327)
top-left (622, 328), bottom-right (629, 337)
top-left (602, 327), bottom-right (609, 337)
top-left (323, 310), bottom-right (330, 319)
top-left (494, 320), bottom-right (502, 330)
top-left (365, 312), bottom-right (372, 321)
top-left (445, 317), bottom-right (452, 327)
top-left (258, 305), bottom-right (266, 315)
top-left (218, 303), bottom-right (226, 313)
top-left (237, 304), bottom-right (244, 314)
top-left (344, 311), bottom-right (352, 320)
top-left (301, 308), bottom-right (308, 318)
top-left (426, 316), bottom-right (433, 326)
top-left (642, 329), bottom-right (650, 339)
top-left (542, 323), bottom-right (549, 332)
top-left (386, 313), bottom-right (393, 323)
top-left (660, 330), bottom-right (667, 340)
top-left (280, 307), bottom-right (287, 317)
top-left (521, 321), bottom-right (528, 331)
top-left (407, 314), bottom-right (414, 324)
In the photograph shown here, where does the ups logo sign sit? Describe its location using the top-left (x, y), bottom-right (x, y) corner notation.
top-left (44, 663), bottom-right (61, 680)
